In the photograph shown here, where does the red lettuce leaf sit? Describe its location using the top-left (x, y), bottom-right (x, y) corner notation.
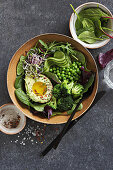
top-left (98, 49), bottom-right (113, 69)
top-left (80, 66), bottom-right (92, 85)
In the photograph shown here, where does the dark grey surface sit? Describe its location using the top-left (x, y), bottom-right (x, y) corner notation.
top-left (1, 0), bottom-right (113, 169)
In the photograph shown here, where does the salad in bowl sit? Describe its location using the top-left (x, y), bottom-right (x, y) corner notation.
top-left (7, 34), bottom-right (98, 124)
top-left (14, 39), bottom-right (95, 119)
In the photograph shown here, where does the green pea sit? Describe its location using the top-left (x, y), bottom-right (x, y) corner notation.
top-left (68, 72), bottom-right (71, 75)
top-left (61, 74), bottom-right (64, 77)
top-left (72, 70), bottom-right (75, 74)
top-left (78, 62), bottom-right (81, 66)
top-left (76, 68), bottom-right (80, 73)
top-left (67, 68), bottom-right (69, 72)
top-left (57, 70), bottom-right (60, 73)
top-left (70, 77), bottom-right (73, 80)
top-left (74, 64), bottom-right (77, 67)
top-left (63, 77), bottom-right (66, 80)
top-left (74, 77), bottom-right (78, 81)
top-left (70, 68), bottom-right (73, 72)
top-left (62, 67), bottom-right (66, 70)
top-left (74, 72), bottom-right (77, 76)
top-left (62, 71), bottom-right (65, 74)
top-left (78, 70), bottom-right (81, 75)
top-left (49, 69), bottom-right (52, 72)
top-left (57, 73), bottom-right (60, 76)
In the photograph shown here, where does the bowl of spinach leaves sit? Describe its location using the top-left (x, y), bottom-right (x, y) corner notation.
top-left (69, 2), bottom-right (113, 49)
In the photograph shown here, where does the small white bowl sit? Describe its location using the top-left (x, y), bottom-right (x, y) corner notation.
top-left (69, 2), bottom-right (113, 49)
top-left (0, 103), bottom-right (26, 135)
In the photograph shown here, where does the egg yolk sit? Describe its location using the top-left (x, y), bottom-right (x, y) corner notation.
top-left (32, 82), bottom-right (47, 96)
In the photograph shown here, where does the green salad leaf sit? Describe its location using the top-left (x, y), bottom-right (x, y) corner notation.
top-left (30, 103), bottom-right (46, 112)
top-left (76, 18), bottom-right (95, 36)
top-left (14, 74), bottom-right (24, 89)
top-left (17, 56), bottom-right (26, 75)
top-left (83, 73), bottom-right (95, 93)
top-left (44, 72), bottom-right (61, 84)
top-left (79, 8), bottom-right (109, 22)
top-left (73, 51), bottom-right (85, 65)
top-left (39, 40), bottom-right (48, 49)
top-left (67, 103), bottom-right (83, 115)
top-left (15, 88), bottom-right (30, 106)
top-left (78, 31), bottom-right (104, 44)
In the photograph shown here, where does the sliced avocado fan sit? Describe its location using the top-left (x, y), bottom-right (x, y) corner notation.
top-left (44, 51), bottom-right (71, 72)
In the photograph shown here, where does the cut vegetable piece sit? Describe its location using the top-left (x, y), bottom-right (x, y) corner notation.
top-left (44, 51), bottom-right (70, 72)
top-left (54, 51), bottom-right (65, 59)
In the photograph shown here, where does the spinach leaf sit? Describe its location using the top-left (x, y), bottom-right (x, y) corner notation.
top-left (73, 51), bottom-right (85, 65)
top-left (95, 27), bottom-right (108, 39)
top-left (44, 72), bottom-right (61, 84)
top-left (83, 74), bottom-right (95, 93)
top-left (15, 74), bottom-right (24, 89)
top-left (30, 103), bottom-right (46, 112)
top-left (15, 88), bottom-right (30, 106)
top-left (17, 56), bottom-right (26, 75)
top-left (75, 18), bottom-right (83, 32)
top-left (67, 103), bottom-right (83, 115)
top-left (82, 18), bottom-right (95, 31)
top-left (78, 31), bottom-right (104, 44)
top-left (79, 8), bottom-right (109, 22)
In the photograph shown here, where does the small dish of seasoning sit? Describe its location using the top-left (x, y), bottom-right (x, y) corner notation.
top-left (0, 103), bottom-right (26, 135)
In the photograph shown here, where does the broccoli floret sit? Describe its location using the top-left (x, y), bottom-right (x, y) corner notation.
top-left (57, 95), bottom-right (74, 112)
top-left (47, 96), bottom-right (57, 109)
top-left (53, 80), bottom-right (74, 99)
top-left (61, 80), bottom-right (74, 97)
top-left (72, 83), bottom-right (84, 98)
top-left (52, 84), bottom-right (61, 99)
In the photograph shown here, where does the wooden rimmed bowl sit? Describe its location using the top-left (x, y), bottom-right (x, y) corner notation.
top-left (7, 33), bottom-right (98, 124)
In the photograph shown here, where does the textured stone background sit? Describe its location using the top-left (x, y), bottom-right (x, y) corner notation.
top-left (1, 0), bottom-right (113, 170)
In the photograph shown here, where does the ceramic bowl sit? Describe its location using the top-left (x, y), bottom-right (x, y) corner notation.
top-left (69, 2), bottom-right (113, 49)
top-left (7, 33), bottom-right (98, 124)
top-left (0, 103), bottom-right (26, 134)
